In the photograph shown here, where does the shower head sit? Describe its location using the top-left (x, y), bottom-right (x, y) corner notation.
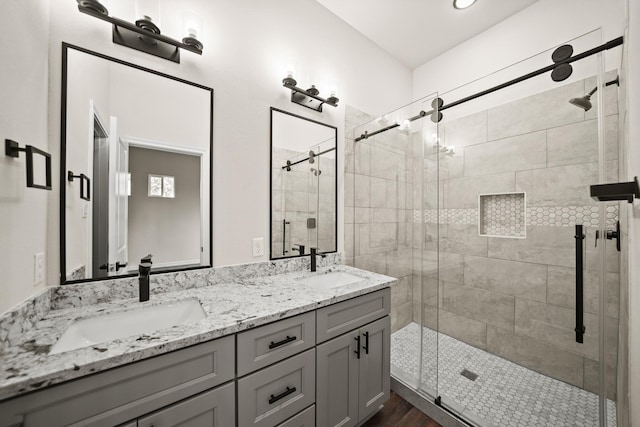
top-left (568, 76), bottom-right (620, 111)
top-left (569, 94), bottom-right (593, 111)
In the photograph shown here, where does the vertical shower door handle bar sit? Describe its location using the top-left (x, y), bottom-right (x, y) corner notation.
top-left (575, 224), bottom-right (585, 343)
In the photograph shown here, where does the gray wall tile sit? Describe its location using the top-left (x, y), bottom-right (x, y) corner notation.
top-left (444, 172), bottom-right (515, 209)
top-left (547, 116), bottom-right (618, 168)
top-left (516, 162), bottom-right (598, 206)
top-left (487, 325), bottom-right (584, 388)
top-left (441, 281), bottom-right (515, 330)
top-left (439, 223), bottom-right (488, 257)
top-left (438, 309), bottom-right (488, 350)
top-left (487, 81), bottom-right (584, 140)
top-left (464, 131), bottom-right (547, 177)
top-left (514, 299), bottom-right (599, 359)
top-left (547, 266), bottom-right (620, 318)
top-left (488, 226), bottom-right (575, 267)
top-left (464, 256), bottom-right (547, 302)
top-left (440, 110), bottom-right (488, 148)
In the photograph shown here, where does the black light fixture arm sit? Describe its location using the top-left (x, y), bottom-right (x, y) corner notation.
top-left (76, 0), bottom-right (203, 63)
top-left (78, 6), bottom-right (203, 55)
top-left (282, 76), bottom-right (339, 112)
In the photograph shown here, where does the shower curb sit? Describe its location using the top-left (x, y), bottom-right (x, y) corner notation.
top-left (391, 376), bottom-right (471, 427)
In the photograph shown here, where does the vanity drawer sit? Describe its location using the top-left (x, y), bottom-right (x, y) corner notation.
top-left (238, 348), bottom-right (316, 427)
top-left (138, 381), bottom-right (235, 427)
top-left (0, 335), bottom-right (235, 427)
top-left (277, 404), bottom-right (315, 427)
top-left (237, 311), bottom-right (315, 376)
top-left (316, 288), bottom-right (390, 344)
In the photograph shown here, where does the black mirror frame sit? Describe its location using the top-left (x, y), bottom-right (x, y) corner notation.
top-left (60, 42), bottom-right (214, 284)
top-left (269, 107), bottom-right (338, 260)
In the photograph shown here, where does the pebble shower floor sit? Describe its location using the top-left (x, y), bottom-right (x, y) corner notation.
top-left (391, 322), bottom-right (617, 426)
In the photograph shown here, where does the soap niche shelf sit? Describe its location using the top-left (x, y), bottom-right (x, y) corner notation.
top-left (478, 192), bottom-right (526, 239)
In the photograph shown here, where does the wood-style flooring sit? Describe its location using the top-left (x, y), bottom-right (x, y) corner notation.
top-left (361, 391), bottom-right (443, 427)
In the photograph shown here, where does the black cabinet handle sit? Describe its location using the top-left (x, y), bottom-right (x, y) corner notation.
top-left (269, 335), bottom-right (296, 349)
top-left (269, 386), bottom-right (296, 404)
top-left (354, 335), bottom-right (361, 359)
top-left (362, 331), bottom-right (369, 354)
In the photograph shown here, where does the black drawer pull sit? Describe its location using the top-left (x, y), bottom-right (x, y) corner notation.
top-left (354, 335), bottom-right (361, 359)
top-left (269, 386), bottom-right (296, 404)
top-left (269, 335), bottom-right (297, 349)
top-left (363, 331), bottom-right (369, 354)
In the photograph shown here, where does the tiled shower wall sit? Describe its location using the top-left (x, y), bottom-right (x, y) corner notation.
top-left (272, 147), bottom-right (335, 257)
top-left (420, 73), bottom-right (621, 399)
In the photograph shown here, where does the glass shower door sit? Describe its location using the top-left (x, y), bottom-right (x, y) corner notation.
top-left (348, 93), bottom-right (442, 398)
top-left (433, 29), bottom-right (620, 427)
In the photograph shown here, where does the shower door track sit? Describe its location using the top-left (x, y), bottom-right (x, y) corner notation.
top-left (355, 36), bottom-right (623, 142)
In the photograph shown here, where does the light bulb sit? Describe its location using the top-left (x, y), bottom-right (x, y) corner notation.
top-left (183, 10), bottom-right (202, 39)
top-left (453, 0), bottom-right (476, 9)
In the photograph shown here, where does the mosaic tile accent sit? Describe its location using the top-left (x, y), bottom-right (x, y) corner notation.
top-left (479, 193), bottom-right (525, 238)
top-left (391, 322), bottom-right (617, 427)
top-left (417, 205), bottom-right (619, 229)
top-left (420, 209), bottom-right (477, 224)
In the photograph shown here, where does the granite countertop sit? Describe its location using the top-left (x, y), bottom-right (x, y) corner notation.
top-left (0, 264), bottom-right (395, 401)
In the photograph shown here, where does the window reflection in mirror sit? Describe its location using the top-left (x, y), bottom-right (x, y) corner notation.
top-left (270, 108), bottom-right (337, 260)
top-left (61, 44), bottom-right (212, 283)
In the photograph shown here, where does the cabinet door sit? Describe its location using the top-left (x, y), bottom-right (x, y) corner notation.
top-left (316, 331), bottom-right (359, 427)
top-left (358, 316), bottom-right (390, 422)
top-left (137, 382), bottom-right (235, 427)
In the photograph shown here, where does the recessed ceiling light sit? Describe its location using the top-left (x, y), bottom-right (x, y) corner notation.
top-left (453, 0), bottom-right (477, 9)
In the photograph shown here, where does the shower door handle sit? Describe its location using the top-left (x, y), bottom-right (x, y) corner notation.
top-left (574, 224), bottom-right (585, 344)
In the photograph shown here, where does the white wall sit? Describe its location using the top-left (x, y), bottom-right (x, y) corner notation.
top-left (0, 0), bottom-right (50, 314)
top-left (0, 0), bottom-right (412, 314)
top-left (413, 0), bottom-right (626, 102)
top-left (626, 0), bottom-right (640, 424)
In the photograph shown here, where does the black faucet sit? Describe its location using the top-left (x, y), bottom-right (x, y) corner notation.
top-left (292, 244), bottom-right (305, 255)
top-left (138, 254), bottom-right (153, 302)
top-left (309, 248), bottom-right (325, 272)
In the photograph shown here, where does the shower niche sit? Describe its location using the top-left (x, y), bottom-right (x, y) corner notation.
top-left (478, 192), bottom-right (526, 238)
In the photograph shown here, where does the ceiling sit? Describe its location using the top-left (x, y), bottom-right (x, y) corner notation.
top-left (315, 0), bottom-right (542, 69)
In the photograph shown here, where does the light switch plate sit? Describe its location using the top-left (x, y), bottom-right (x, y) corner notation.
top-left (252, 237), bottom-right (264, 257)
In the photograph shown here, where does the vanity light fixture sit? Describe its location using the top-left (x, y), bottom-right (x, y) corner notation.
top-left (282, 73), bottom-right (339, 112)
top-left (76, 0), bottom-right (203, 63)
top-left (453, 0), bottom-right (477, 9)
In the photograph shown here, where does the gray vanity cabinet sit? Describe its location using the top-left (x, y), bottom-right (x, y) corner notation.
top-left (0, 335), bottom-right (235, 427)
top-left (137, 382), bottom-right (235, 427)
top-left (315, 289), bottom-right (391, 427)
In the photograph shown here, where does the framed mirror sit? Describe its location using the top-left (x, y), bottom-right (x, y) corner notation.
top-left (61, 43), bottom-right (213, 284)
top-left (270, 108), bottom-right (337, 260)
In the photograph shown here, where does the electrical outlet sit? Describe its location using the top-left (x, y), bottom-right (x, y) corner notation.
top-left (252, 237), bottom-right (264, 257)
top-left (34, 252), bottom-right (45, 286)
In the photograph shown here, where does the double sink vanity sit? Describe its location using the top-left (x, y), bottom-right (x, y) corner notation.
top-left (0, 259), bottom-right (395, 427)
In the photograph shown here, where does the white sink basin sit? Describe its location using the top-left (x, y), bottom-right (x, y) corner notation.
top-left (50, 299), bottom-right (206, 354)
top-left (296, 271), bottom-right (364, 289)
